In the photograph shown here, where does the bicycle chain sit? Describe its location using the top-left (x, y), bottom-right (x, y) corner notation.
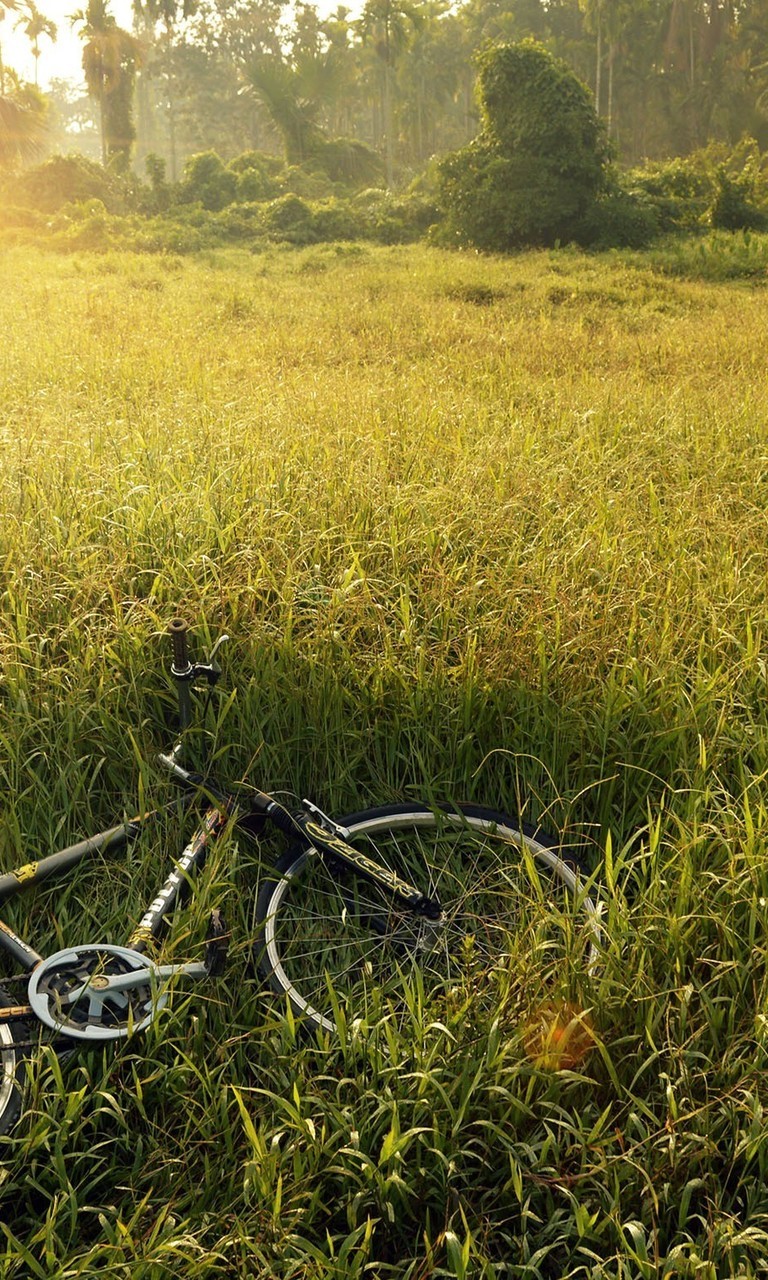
top-left (1, 975), bottom-right (70, 1051)
top-left (2, 1036), bottom-right (72, 1053)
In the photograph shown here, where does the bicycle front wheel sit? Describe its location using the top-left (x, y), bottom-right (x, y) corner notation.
top-left (254, 803), bottom-right (600, 1036)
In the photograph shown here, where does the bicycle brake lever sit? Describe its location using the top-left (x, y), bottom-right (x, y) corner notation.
top-left (206, 633), bottom-right (230, 670)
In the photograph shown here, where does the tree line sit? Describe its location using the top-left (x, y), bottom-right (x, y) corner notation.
top-left (2, 0), bottom-right (768, 181)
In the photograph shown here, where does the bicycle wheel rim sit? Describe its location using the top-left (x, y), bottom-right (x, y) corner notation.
top-left (257, 805), bottom-right (600, 1035)
top-left (0, 990), bottom-right (26, 1135)
top-left (0, 1029), bottom-right (17, 1122)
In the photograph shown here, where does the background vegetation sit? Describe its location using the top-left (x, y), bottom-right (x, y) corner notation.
top-left (4, 0), bottom-right (768, 254)
top-left (6, 0), bottom-right (768, 188)
top-left (1, 242), bottom-right (768, 1275)
top-left (17, 0), bottom-right (768, 177)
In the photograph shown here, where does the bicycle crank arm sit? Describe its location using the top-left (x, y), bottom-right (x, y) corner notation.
top-left (62, 960), bottom-right (209, 1004)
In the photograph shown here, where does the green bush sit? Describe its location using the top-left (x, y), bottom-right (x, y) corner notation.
top-left (235, 167), bottom-right (279, 202)
top-left (210, 202), bottom-right (267, 241)
top-left (178, 151), bottom-right (237, 212)
top-left (263, 193), bottom-right (316, 243)
top-left (629, 141), bottom-right (768, 233)
top-left (228, 150), bottom-right (281, 201)
top-left (0, 203), bottom-right (45, 230)
top-left (137, 219), bottom-right (209, 254)
top-left (228, 149), bottom-right (283, 176)
top-left (439, 41), bottom-right (610, 251)
top-left (311, 137), bottom-right (384, 187)
top-left (279, 166), bottom-right (337, 200)
top-left (709, 166), bottom-right (767, 231)
top-left (3, 153), bottom-right (130, 214)
top-left (49, 197), bottom-right (113, 232)
top-left (142, 152), bottom-right (172, 213)
top-left (363, 191), bottom-right (439, 244)
top-left (310, 199), bottom-right (361, 242)
top-left (629, 156), bottom-right (716, 231)
top-left (51, 208), bottom-right (123, 252)
top-left (575, 182), bottom-right (660, 248)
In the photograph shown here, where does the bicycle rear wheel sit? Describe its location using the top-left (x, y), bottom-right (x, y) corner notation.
top-left (0, 986), bottom-right (29, 1136)
top-left (254, 803), bottom-right (600, 1035)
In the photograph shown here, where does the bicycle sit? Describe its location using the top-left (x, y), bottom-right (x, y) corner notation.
top-left (0, 620), bottom-right (601, 1134)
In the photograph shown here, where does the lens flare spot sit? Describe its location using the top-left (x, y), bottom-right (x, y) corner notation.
top-left (522, 1000), bottom-right (596, 1070)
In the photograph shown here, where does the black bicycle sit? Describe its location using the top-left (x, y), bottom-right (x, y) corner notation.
top-left (0, 621), bottom-right (601, 1133)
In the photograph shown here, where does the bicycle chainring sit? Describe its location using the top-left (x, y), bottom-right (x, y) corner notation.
top-left (27, 944), bottom-right (168, 1041)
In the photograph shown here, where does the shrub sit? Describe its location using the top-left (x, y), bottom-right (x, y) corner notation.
top-left (263, 193), bottom-right (316, 243)
top-left (143, 152), bottom-right (171, 213)
top-left (0, 204), bottom-right (45, 230)
top-left (279, 166), bottom-right (337, 200)
top-left (235, 167), bottom-right (279, 202)
top-left (629, 141), bottom-right (768, 233)
top-left (211, 202), bottom-right (267, 241)
top-left (575, 182), bottom-right (660, 248)
top-left (228, 150), bottom-right (281, 201)
top-left (359, 191), bottom-right (439, 244)
top-left (709, 167), bottom-right (767, 231)
top-left (310, 199), bottom-right (361, 242)
top-left (3, 153), bottom-right (130, 214)
top-left (629, 156), bottom-right (717, 231)
top-left (439, 41), bottom-right (610, 251)
top-left (138, 220), bottom-right (208, 254)
top-left (311, 137), bottom-right (384, 188)
top-left (228, 149), bottom-right (283, 176)
top-left (178, 151), bottom-right (237, 211)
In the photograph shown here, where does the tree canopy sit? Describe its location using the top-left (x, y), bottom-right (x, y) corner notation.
top-left (4, 0), bottom-right (768, 186)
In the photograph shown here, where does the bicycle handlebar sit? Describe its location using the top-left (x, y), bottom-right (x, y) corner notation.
top-left (169, 618), bottom-right (191, 674)
top-left (166, 619), bottom-right (227, 744)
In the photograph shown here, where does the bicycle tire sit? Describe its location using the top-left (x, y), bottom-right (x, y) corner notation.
top-left (254, 803), bottom-right (601, 1035)
top-left (0, 985), bottom-right (29, 1136)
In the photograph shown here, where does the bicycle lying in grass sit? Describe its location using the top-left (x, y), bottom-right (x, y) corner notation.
top-left (0, 621), bottom-right (601, 1134)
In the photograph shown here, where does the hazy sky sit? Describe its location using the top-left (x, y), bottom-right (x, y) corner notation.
top-left (4, 2), bottom-right (136, 89)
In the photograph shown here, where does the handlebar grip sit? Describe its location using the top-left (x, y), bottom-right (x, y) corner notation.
top-left (169, 618), bottom-right (190, 671)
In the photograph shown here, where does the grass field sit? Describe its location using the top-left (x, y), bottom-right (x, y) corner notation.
top-left (2, 239), bottom-right (768, 1276)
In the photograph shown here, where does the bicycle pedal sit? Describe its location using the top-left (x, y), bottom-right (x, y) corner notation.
top-left (205, 909), bottom-right (230, 977)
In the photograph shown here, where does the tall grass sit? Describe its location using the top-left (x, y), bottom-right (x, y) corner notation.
top-left (1, 241), bottom-right (768, 1275)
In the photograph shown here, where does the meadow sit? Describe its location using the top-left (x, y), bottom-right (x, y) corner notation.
top-left (1, 239), bottom-right (768, 1276)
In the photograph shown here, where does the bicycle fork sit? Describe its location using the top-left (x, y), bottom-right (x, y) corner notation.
top-left (250, 792), bottom-right (443, 921)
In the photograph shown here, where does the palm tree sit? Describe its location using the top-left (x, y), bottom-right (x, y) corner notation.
top-left (359, 0), bottom-right (423, 186)
top-left (72, 0), bottom-right (141, 167)
top-left (15, 2), bottom-right (56, 88)
top-left (244, 56), bottom-right (325, 164)
top-left (0, 82), bottom-right (46, 167)
top-left (0, 0), bottom-right (17, 97)
top-left (132, 1), bottom-right (198, 180)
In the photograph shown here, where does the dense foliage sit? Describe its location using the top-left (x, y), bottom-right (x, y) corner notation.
top-left (6, 0), bottom-right (768, 186)
top-left (4, 132), bottom-right (768, 255)
top-left (0, 147), bottom-right (438, 250)
top-left (121, 0), bottom-right (768, 177)
top-left (438, 41), bottom-right (614, 249)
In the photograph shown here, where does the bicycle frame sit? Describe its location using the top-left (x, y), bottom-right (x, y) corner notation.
top-left (0, 620), bottom-right (438, 1037)
top-left (0, 794), bottom-right (224, 1003)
